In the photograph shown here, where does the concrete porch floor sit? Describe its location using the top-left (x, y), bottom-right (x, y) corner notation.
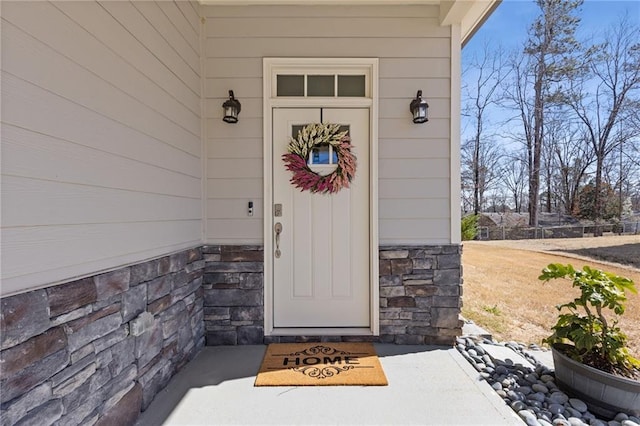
top-left (135, 344), bottom-right (523, 425)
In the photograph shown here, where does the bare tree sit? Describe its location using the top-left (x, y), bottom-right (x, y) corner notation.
top-left (562, 15), bottom-right (640, 227)
top-left (462, 43), bottom-right (508, 215)
top-left (521, 0), bottom-right (583, 226)
top-left (501, 152), bottom-right (528, 213)
top-left (546, 115), bottom-right (594, 215)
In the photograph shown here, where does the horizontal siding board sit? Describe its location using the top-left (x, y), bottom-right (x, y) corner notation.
top-left (207, 118), bottom-right (263, 139)
top-left (207, 199), bottom-right (263, 219)
top-left (207, 179), bottom-right (263, 199)
top-left (205, 78), bottom-right (263, 99)
top-left (379, 198), bottom-right (449, 219)
top-left (52, 1), bottom-right (200, 116)
top-left (208, 139), bottom-right (263, 159)
top-left (379, 219), bottom-right (450, 242)
top-left (205, 58), bottom-right (262, 78)
top-left (158, 1), bottom-right (200, 53)
top-left (379, 118), bottom-right (450, 139)
top-left (203, 5), bottom-right (439, 18)
top-left (3, 125), bottom-right (201, 199)
top-left (207, 159), bottom-right (263, 179)
top-left (3, 176), bottom-right (201, 228)
top-left (5, 2), bottom-right (200, 136)
top-left (379, 178), bottom-right (451, 199)
top-left (205, 17), bottom-right (445, 38)
top-left (206, 219), bottom-right (263, 243)
top-left (131, 1), bottom-right (200, 74)
top-left (380, 78), bottom-right (451, 99)
top-left (379, 159), bottom-right (449, 179)
top-left (379, 139), bottom-right (450, 159)
top-left (3, 76), bottom-right (201, 179)
top-left (379, 58), bottom-right (450, 79)
top-left (2, 24), bottom-right (201, 157)
top-left (206, 37), bottom-right (450, 59)
top-left (1, 222), bottom-right (201, 294)
top-left (99, 1), bottom-right (201, 96)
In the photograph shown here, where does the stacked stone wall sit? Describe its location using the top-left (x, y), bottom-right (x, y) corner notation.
top-left (0, 248), bottom-right (205, 426)
top-left (202, 244), bottom-right (463, 346)
top-left (378, 245), bottom-right (463, 345)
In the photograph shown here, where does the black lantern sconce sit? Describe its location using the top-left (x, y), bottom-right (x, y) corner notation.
top-left (410, 90), bottom-right (429, 124)
top-left (222, 90), bottom-right (241, 123)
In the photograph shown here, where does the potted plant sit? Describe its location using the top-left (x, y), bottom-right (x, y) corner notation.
top-left (539, 263), bottom-right (640, 419)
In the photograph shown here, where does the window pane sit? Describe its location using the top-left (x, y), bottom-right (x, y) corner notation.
top-left (310, 145), bottom-right (331, 164)
top-left (291, 125), bottom-right (306, 139)
top-left (277, 75), bottom-right (304, 96)
top-left (338, 75), bottom-right (366, 97)
top-left (308, 75), bottom-right (334, 97)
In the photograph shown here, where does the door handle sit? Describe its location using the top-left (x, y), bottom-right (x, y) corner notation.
top-left (274, 222), bottom-right (282, 258)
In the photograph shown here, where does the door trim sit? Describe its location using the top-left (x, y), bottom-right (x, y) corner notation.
top-left (263, 58), bottom-right (379, 336)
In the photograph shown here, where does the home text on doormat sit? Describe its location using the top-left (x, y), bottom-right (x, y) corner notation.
top-left (254, 342), bottom-right (388, 386)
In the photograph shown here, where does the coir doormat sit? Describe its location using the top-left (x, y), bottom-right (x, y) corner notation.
top-left (254, 342), bottom-right (388, 386)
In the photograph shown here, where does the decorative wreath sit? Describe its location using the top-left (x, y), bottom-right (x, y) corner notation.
top-left (282, 123), bottom-right (357, 194)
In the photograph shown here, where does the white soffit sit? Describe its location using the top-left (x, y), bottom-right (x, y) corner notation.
top-left (198, 0), bottom-right (500, 46)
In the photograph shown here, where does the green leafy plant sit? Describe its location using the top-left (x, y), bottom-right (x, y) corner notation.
top-left (539, 263), bottom-right (640, 378)
top-left (461, 214), bottom-right (478, 241)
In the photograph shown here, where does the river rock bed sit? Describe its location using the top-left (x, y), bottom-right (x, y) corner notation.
top-left (456, 335), bottom-right (640, 426)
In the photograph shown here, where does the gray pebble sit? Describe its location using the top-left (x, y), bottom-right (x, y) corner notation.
top-left (511, 400), bottom-right (527, 411)
top-left (526, 374), bottom-right (540, 384)
top-left (519, 410), bottom-right (541, 426)
top-left (569, 398), bottom-right (588, 413)
top-left (540, 374), bottom-right (555, 383)
top-left (616, 414), bottom-right (630, 422)
top-left (567, 417), bottom-right (587, 426)
top-left (621, 421), bottom-right (640, 426)
top-left (492, 382), bottom-right (503, 391)
top-left (532, 383), bottom-right (549, 393)
top-left (548, 404), bottom-right (565, 415)
top-left (553, 419), bottom-right (570, 426)
top-left (608, 422), bottom-right (622, 426)
top-left (564, 407), bottom-right (583, 418)
top-left (496, 365), bottom-right (509, 375)
top-left (527, 392), bottom-right (546, 402)
top-left (590, 421), bottom-right (608, 426)
top-left (549, 392), bottom-right (569, 404)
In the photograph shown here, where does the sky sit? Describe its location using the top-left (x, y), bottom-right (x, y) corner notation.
top-left (464, 0), bottom-right (640, 55)
top-left (461, 0), bottom-right (640, 147)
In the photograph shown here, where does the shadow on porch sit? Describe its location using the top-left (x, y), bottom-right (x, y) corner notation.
top-left (135, 344), bottom-right (523, 425)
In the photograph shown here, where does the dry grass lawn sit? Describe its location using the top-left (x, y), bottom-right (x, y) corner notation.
top-left (462, 235), bottom-right (640, 357)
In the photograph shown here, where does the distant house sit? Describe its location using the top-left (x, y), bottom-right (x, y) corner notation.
top-left (0, 1), bottom-right (500, 424)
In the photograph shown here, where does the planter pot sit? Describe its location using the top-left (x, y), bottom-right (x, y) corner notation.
top-left (552, 345), bottom-right (640, 419)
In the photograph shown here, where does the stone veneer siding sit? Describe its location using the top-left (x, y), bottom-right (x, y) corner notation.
top-left (0, 248), bottom-right (205, 426)
top-left (202, 244), bottom-right (463, 346)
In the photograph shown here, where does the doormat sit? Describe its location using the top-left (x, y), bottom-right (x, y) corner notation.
top-left (254, 342), bottom-right (388, 386)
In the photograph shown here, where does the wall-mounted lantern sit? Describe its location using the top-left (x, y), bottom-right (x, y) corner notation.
top-left (222, 90), bottom-right (241, 123)
top-left (409, 90), bottom-right (429, 124)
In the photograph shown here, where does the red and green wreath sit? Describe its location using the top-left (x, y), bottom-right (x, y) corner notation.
top-left (282, 123), bottom-right (357, 194)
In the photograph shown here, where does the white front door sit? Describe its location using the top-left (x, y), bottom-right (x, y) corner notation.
top-left (272, 108), bottom-right (371, 329)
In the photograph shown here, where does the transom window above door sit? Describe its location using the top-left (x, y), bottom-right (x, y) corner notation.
top-left (276, 74), bottom-right (367, 97)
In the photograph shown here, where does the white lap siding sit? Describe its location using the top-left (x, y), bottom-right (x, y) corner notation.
top-left (1, 1), bottom-right (203, 296)
top-left (203, 5), bottom-right (452, 245)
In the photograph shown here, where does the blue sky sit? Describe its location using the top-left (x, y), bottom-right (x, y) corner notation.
top-left (465, 0), bottom-right (640, 54)
top-left (461, 0), bottom-right (640, 147)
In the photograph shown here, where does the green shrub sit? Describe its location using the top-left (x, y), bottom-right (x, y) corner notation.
top-left (461, 215), bottom-right (478, 241)
top-left (540, 263), bottom-right (639, 377)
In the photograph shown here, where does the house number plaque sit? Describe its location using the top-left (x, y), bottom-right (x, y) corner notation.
top-left (274, 204), bottom-right (282, 217)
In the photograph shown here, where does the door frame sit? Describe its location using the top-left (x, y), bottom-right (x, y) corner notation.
top-left (262, 58), bottom-right (379, 336)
